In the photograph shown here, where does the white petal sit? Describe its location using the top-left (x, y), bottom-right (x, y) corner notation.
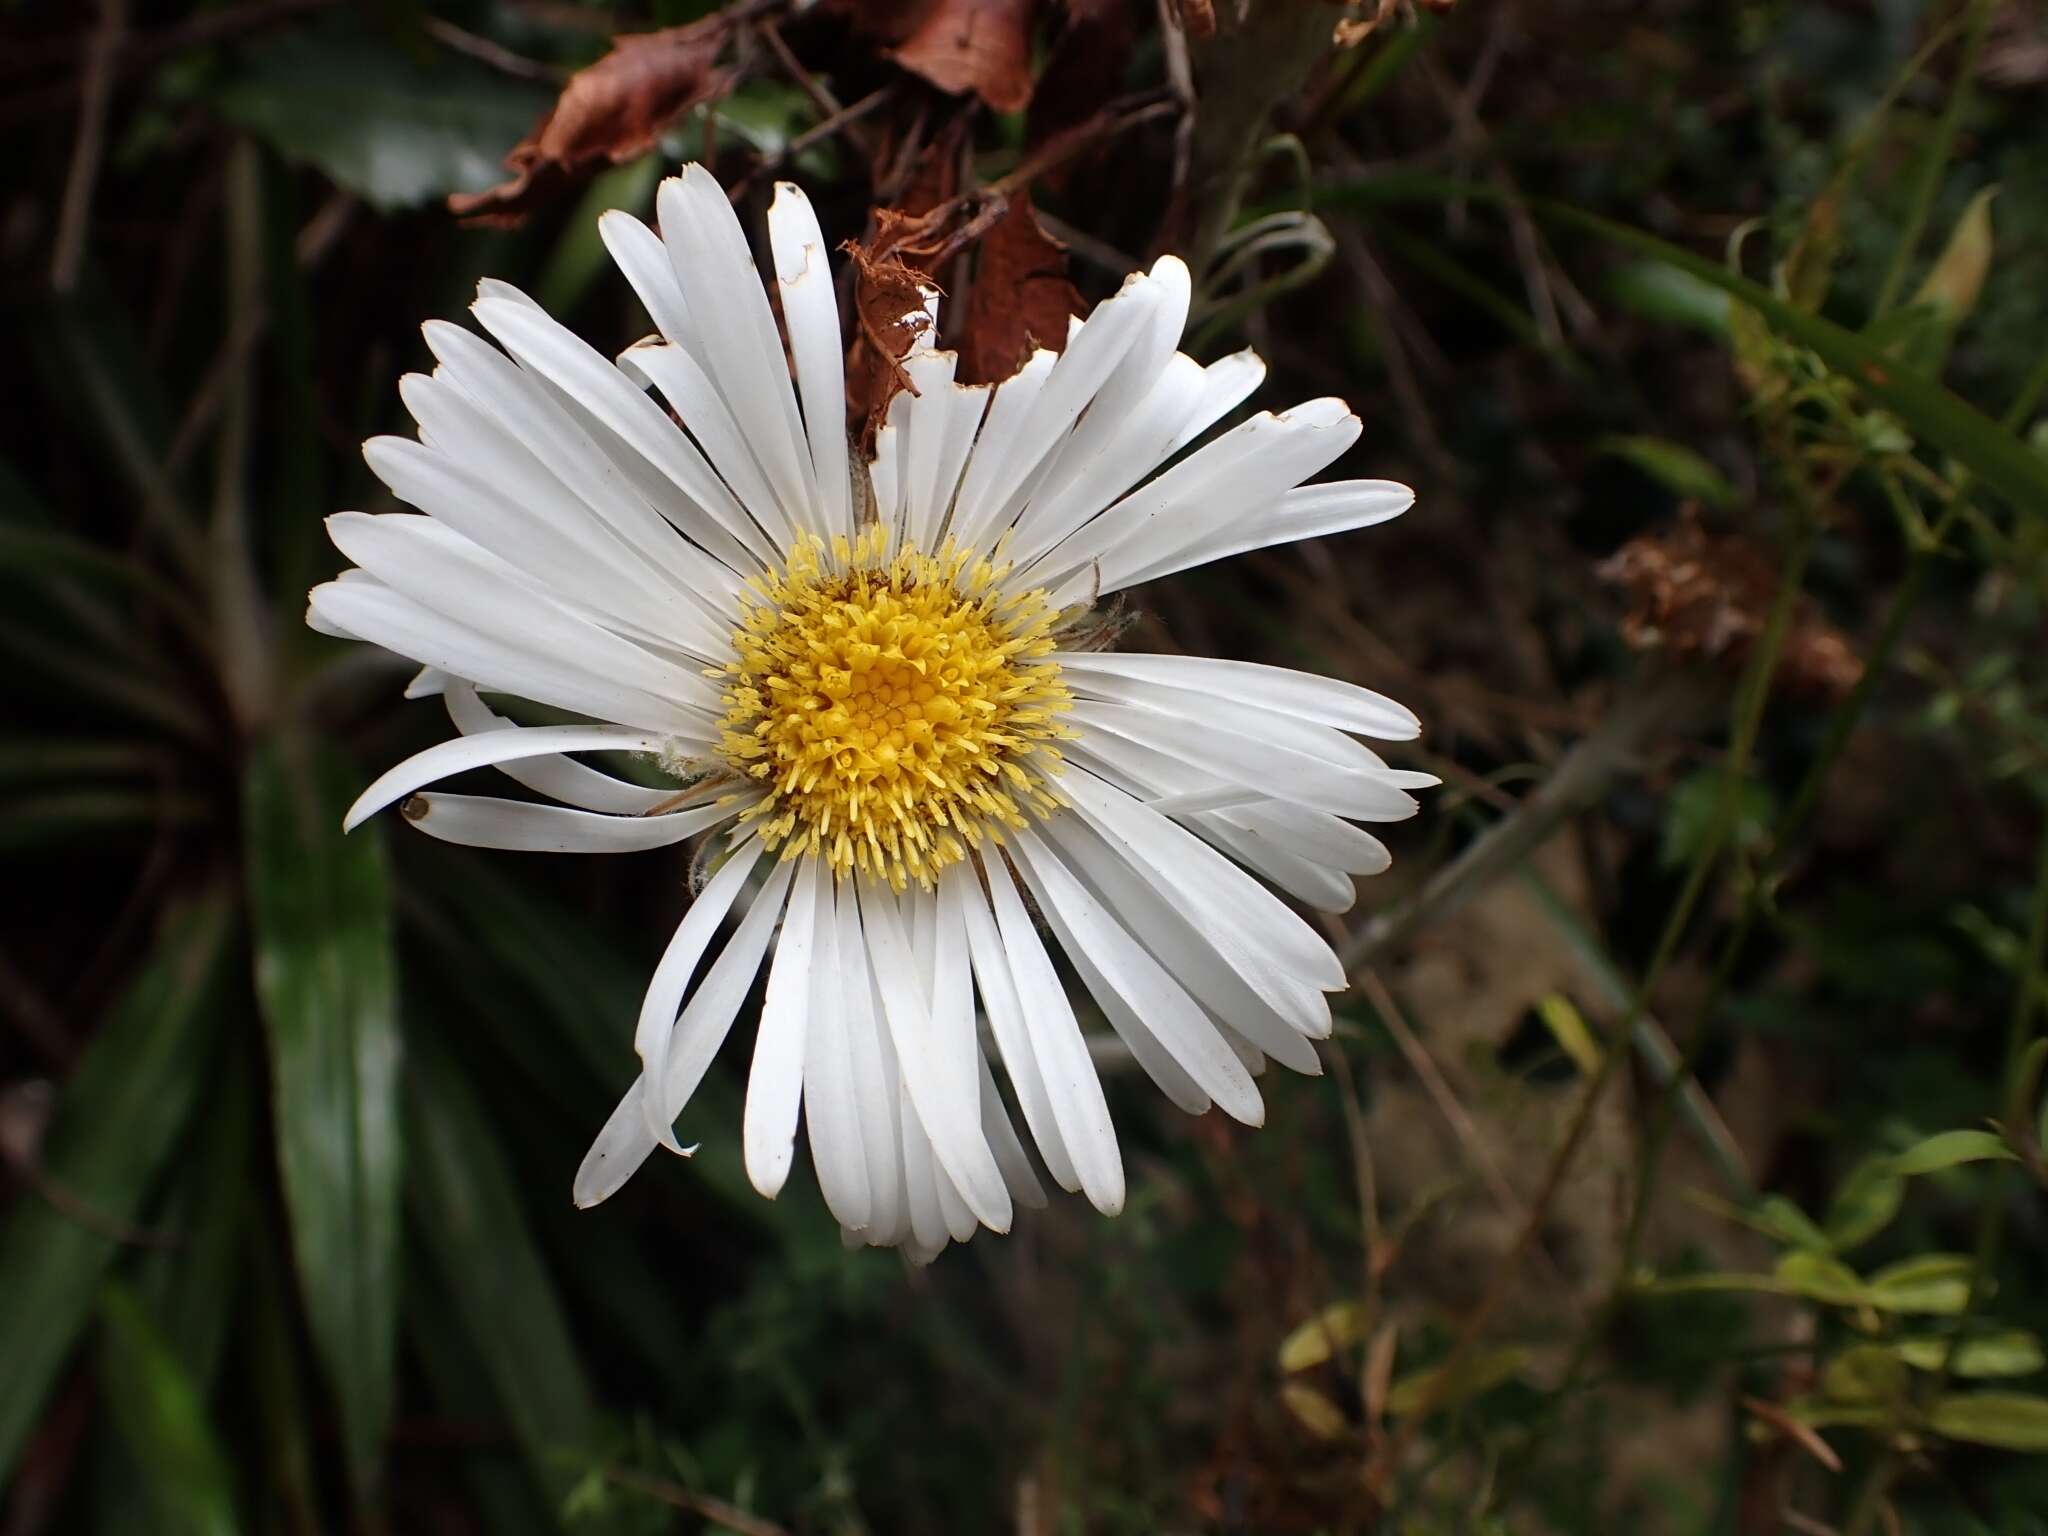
top-left (325, 512), bottom-right (721, 727)
top-left (1107, 478), bottom-right (1415, 595)
top-left (572, 1076), bottom-right (659, 1208)
top-left (1036, 400), bottom-right (1361, 601)
top-left (1167, 348), bottom-right (1267, 455)
top-left (419, 317), bottom-right (744, 618)
top-left (1052, 650), bottom-right (1420, 741)
top-left (744, 853), bottom-right (823, 1199)
top-left (636, 837), bottom-right (766, 1121)
top-left (767, 183), bottom-right (852, 542)
top-left (651, 854), bottom-right (799, 1128)
top-left (1065, 699), bottom-right (1417, 822)
top-left (857, 880), bottom-right (1012, 1232)
top-left (1039, 790), bottom-right (1333, 1055)
top-left (1008, 825), bottom-right (1263, 1125)
top-left (599, 210), bottom-right (700, 355)
top-left (959, 863), bottom-right (1080, 1194)
top-left (1189, 810), bottom-right (1362, 914)
top-left (343, 723), bottom-right (669, 831)
top-left (834, 876), bottom-right (908, 1245)
top-left (897, 352), bottom-right (989, 551)
top-left (620, 341), bottom-right (797, 549)
top-left (981, 852), bottom-right (1123, 1213)
top-left (979, 1051), bottom-right (1047, 1209)
top-left (1005, 352), bottom-right (1208, 574)
top-left (406, 666), bottom-right (449, 698)
top-left (1065, 666), bottom-right (1401, 778)
top-left (898, 1094), bottom-right (951, 1255)
top-left (311, 580), bottom-right (704, 742)
top-left (401, 792), bottom-right (739, 854)
top-left (443, 682), bottom-right (677, 814)
top-left (657, 169), bottom-right (817, 536)
top-left (800, 870), bottom-right (873, 1229)
top-left (947, 349), bottom-right (1057, 554)
top-left (472, 292), bottom-right (777, 569)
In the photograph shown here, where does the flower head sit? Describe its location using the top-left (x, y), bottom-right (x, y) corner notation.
top-left (312, 164), bottom-right (1425, 1263)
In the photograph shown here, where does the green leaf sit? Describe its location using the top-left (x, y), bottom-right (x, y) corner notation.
top-left (211, 19), bottom-right (549, 212)
top-left (1316, 176), bottom-right (2048, 518)
top-left (1926, 1391), bottom-right (2048, 1452)
top-left (98, 1285), bottom-right (242, 1536)
top-left (1822, 1344), bottom-right (1911, 1405)
top-left (0, 892), bottom-right (232, 1485)
top-left (1866, 1253), bottom-right (1975, 1315)
top-left (1891, 1128), bottom-right (2018, 1176)
top-left (1896, 1331), bottom-right (2047, 1378)
top-left (404, 1033), bottom-right (602, 1511)
top-left (1533, 992), bottom-right (1604, 1076)
top-left (1824, 1157), bottom-right (1906, 1252)
top-left (1604, 260), bottom-right (1733, 337)
top-left (536, 155), bottom-right (664, 318)
top-left (1662, 766), bottom-right (1775, 872)
top-left (1596, 435), bottom-right (1737, 509)
top-left (1775, 1250), bottom-right (1871, 1307)
top-left (1279, 1300), bottom-right (1374, 1374)
top-left (1909, 186), bottom-right (1998, 327)
top-left (1384, 1347), bottom-right (1526, 1417)
top-left (245, 735), bottom-right (402, 1497)
top-left (1749, 1196), bottom-right (1832, 1254)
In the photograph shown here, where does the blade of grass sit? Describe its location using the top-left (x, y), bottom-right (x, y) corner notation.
top-left (97, 1283), bottom-right (243, 1536)
top-left (403, 1030), bottom-right (604, 1517)
top-left (0, 888), bottom-right (233, 1484)
top-left (245, 733), bottom-right (402, 1502)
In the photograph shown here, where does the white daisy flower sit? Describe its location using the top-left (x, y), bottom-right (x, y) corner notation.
top-left (312, 164), bottom-right (1425, 1263)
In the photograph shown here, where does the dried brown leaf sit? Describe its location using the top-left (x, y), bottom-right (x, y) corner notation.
top-left (888, 0), bottom-right (1040, 113)
top-left (957, 192), bottom-right (1082, 385)
top-left (1597, 509), bottom-right (1864, 702)
top-left (449, 20), bottom-right (732, 226)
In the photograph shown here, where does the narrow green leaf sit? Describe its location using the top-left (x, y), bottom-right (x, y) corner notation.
top-left (1824, 1157), bottom-right (1907, 1251)
top-left (1926, 1391), bottom-right (2048, 1452)
top-left (245, 735), bottom-right (402, 1497)
top-left (1384, 1347), bottom-right (1526, 1417)
top-left (1891, 1127), bottom-right (2018, 1175)
top-left (1866, 1253), bottom-right (1976, 1315)
top-left (1596, 435), bottom-right (1737, 509)
top-left (1317, 175), bottom-right (2048, 516)
top-left (0, 892), bottom-right (232, 1485)
top-left (404, 1033), bottom-right (602, 1512)
top-left (1896, 1331), bottom-right (2046, 1378)
top-left (98, 1285), bottom-right (242, 1536)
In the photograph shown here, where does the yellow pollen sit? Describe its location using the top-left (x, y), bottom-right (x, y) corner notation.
top-left (716, 528), bottom-right (1075, 889)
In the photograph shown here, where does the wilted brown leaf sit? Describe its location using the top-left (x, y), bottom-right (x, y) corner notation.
top-left (958, 192), bottom-right (1082, 384)
top-left (1597, 510), bottom-right (1864, 701)
top-left (890, 0), bottom-right (1039, 112)
top-left (449, 20), bottom-right (732, 226)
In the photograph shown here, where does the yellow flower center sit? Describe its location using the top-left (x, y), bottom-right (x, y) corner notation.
top-left (716, 528), bottom-right (1074, 889)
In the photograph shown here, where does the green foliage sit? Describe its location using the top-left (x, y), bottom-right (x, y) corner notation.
top-left (6, 1), bottom-right (2048, 1532)
top-left (209, 17), bottom-right (550, 211)
top-left (245, 736), bottom-right (403, 1497)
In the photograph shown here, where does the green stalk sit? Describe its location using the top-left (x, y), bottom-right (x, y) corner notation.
top-left (1871, 0), bottom-right (1997, 319)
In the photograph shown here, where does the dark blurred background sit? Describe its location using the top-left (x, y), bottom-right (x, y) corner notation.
top-left (4, 0), bottom-right (2048, 1531)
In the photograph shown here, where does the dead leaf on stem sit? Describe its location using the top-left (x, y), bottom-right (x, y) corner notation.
top-left (449, 20), bottom-right (732, 225)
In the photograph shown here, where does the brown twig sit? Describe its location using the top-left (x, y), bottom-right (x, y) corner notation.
top-left (601, 1468), bottom-right (793, 1536)
top-left (51, 0), bottom-right (126, 293)
top-left (424, 16), bottom-right (564, 81)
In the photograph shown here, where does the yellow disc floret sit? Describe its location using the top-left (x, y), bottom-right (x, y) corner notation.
top-left (716, 527), bottom-right (1074, 888)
